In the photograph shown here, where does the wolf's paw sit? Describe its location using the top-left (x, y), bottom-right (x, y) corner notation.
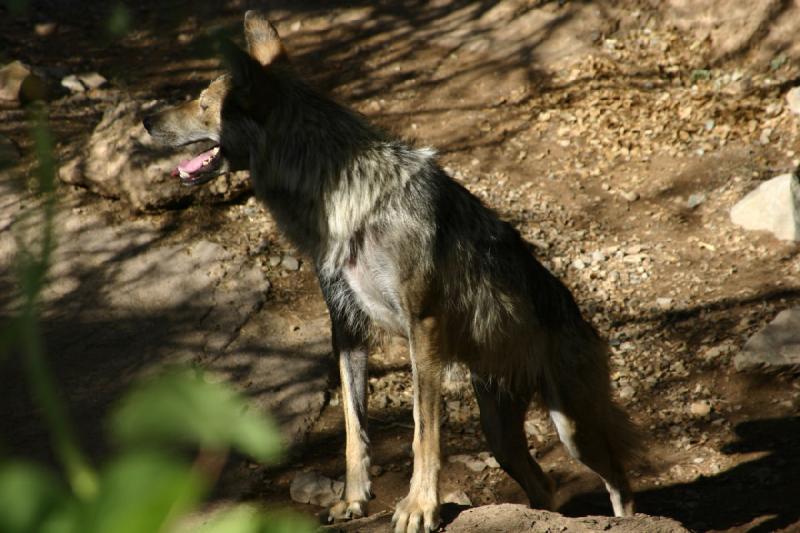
top-left (326, 499), bottom-right (367, 522)
top-left (392, 494), bottom-right (439, 533)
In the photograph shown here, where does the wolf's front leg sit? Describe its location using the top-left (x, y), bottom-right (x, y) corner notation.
top-left (328, 322), bottom-right (372, 521)
top-left (393, 317), bottom-right (442, 533)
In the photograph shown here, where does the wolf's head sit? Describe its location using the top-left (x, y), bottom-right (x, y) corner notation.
top-left (142, 11), bottom-right (286, 185)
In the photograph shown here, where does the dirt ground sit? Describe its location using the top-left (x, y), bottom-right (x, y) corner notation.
top-left (2, 1), bottom-right (800, 532)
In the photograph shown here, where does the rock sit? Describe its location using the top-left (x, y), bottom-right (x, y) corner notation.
top-left (466, 460), bottom-right (487, 472)
top-left (60, 75), bottom-right (85, 93)
top-left (702, 344), bottom-right (729, 361)
top-left (61, 72), bottom-right (107, 93)
top-left (689, 400), bottom-right (711, 417)
top-left (445, 505), bottom-right (690, 533)
top-left (78, 72), bottom-right (107, 90)
top-left (787, 87), bottom-right (800, 116)
top-left (34, 22), bottom-right (58, 36)
top-left (687, 193), bottom-right (706, 208)
top-left (0, 60), bottom-right (47, 103)
top-left (591, 250), bottom-right (606, 263)
top-left (622, 253), bottom-right (647, 264)
top-left (730, 172), bottom-right (800, 241)
top-left (368, 464), bottom-right (384, 477)
top-left (572, 258), bottom-right (587, 270)
top-left (620, 190), bottom-right (640, 202)
top-left (268, 255), bottom-right (281, 267)
top-left (734, 307), bottom-right (800, 373)
top-left (447, 454), bottom-right (487, 471)
top-left (281, 255), bottom-right (300, 271)
top-left (442, 490), bottom-right (472, 506)
top-left (656, 297), bottom-right (673, 308)
top-left (483, 456), bottom-right (500, 469)
top-left (58, 99), bottom-right (250, 211)
top-left (324, 505), bottom-right (689, 532)
top-left (289, 471), bottom-right (344, 507)
top-left (618, 384), bottom-right (636, 400)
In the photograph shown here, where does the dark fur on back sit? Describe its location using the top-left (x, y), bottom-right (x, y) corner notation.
top-left (220, 61), bottom-right (643, 463)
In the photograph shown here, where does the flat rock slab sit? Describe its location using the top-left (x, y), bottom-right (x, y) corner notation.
top-left (0, 187), bottom-right (333, 458)
top-left (324, 504), bottom-right (689, 532)
top-left (58, 98), bottom-right (251, 211)
top-left (735, 308), bottom-right (800, 373)
top-left (730, 172), bottom-right (800, 241)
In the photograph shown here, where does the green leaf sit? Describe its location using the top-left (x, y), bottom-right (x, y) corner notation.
top-left (81, 451), bottom-right (203, 533)
top-left (193, 505), bottom-right (316, 533)
top-left (0, 461), bottom-right (72, 533)
top-left (110, 370), bottom-right (282, 463)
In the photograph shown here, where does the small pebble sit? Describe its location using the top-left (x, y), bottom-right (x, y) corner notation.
top-left (690, 401), bottom-right (711, 417)
top-left (281, 255), bottom-right (300, 271)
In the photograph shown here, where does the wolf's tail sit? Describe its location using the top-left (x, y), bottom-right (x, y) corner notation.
top-left (544, 322), bottom-right (646, 468)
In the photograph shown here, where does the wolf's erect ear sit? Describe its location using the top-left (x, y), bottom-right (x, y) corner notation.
top-left (243, 10), bottom-right (286, 66)
top-left (221, 39), bottom-right (261, 89)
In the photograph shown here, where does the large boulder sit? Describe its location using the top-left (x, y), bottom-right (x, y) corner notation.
top-left (59, 99), bottom-right (251, 211)
top-left (734, 308), bottom-right (800, 373)
top-left (324, 504), bottom-right (689, 532)
top-left (730, 172), bottom-right (800, 241)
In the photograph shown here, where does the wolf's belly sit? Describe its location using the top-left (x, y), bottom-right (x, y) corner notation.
top-left (343, 258), bottom-right (407, 336)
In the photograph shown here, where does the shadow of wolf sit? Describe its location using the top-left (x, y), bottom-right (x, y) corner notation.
top-left (143, 11), bottom-right (644, 533)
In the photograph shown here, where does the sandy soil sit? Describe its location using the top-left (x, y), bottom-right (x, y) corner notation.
top-left (2, 1), bottom-right (800, 531)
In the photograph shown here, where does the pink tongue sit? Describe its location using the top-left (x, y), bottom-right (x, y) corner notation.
top-left (177, 148), bottom-right (217, 174)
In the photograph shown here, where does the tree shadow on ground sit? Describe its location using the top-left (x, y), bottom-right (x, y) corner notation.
top-left (560, 415), bottom-right (800, 532)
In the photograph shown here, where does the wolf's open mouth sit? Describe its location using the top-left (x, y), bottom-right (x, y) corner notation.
top-left (172, 143), bottom-right (223, 186)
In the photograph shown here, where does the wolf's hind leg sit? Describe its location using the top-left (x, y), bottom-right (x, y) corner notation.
top-left (328, 321), bottom-right (372, 521)
top-left (471, 374), bottom-right (555, 509)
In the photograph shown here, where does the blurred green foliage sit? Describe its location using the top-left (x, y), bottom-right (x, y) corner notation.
top-left (106, 3), bottom-right (132, 37)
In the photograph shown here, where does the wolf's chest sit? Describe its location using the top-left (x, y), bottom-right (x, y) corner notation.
top-left (342, 252), bottom-right (407, 336)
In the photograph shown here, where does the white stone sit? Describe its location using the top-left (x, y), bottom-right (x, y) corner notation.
top-left (730, 173), bottom-right (800, 241)
top-left (484, 456), bottom-right (500, 469)
top-left (78, 72), bottom-right (107, 90)
top-left (787, 87), bottom-right (800, 116)
top-left (466, 460), bottom-right (487, 472)
top-left (281, 255), bottom-right (300, 271)
top-left (689, 400), bottom-right (711, 417)
top-left (618, 384), bottom-right (636, 400)
top-left (61, 74), bottom-right (85, 93)
top-left (656, 297), bottom-right (673, 308)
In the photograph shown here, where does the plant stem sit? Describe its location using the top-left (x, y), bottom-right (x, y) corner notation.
top-left (14, 108), bottom-right (98, 500)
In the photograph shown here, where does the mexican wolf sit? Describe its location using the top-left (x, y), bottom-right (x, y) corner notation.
top-left (143, 11), bottom-right (643, 533)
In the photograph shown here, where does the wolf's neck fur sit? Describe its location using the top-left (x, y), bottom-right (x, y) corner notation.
top-left (247, 70), bottom-right (436, 274)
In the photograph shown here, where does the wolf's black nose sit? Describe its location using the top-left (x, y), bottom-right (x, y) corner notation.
top-left (142, 115), bottom-right (154, 133)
